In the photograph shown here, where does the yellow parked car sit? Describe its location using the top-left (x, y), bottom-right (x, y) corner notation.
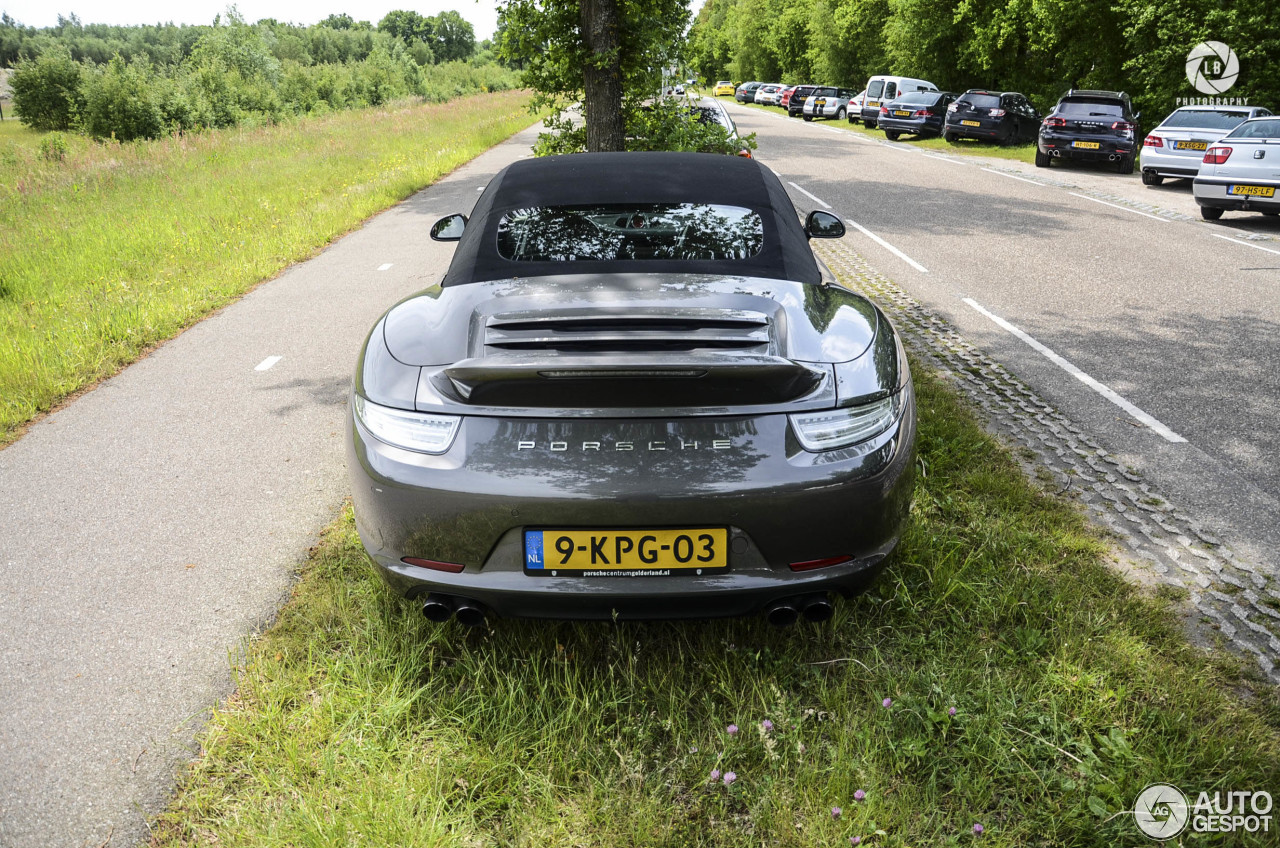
top-left (714, 80), bottom-right (736, 97)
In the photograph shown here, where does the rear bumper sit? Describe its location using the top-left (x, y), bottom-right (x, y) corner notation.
top-left (1039, 132), bottom-right (1133, 161)
top-left (945, 118), bottom-right (1004, 139)
top-left (880, 116), bottom-right (944, 136)
top-left (347, 390), bottom-right (917, 620)
top-left (1140, 147), bottom-right (1206, 178)
top-left (1193, 178), bottom-right (1280, 211)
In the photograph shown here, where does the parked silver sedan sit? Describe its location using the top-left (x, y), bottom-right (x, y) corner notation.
top-left (1141, 105), bottom-right (1272, 186)
top-left (803, 87), bottom-right (856, 121)
top-left (1193, 116), bottom-right (1280, 220)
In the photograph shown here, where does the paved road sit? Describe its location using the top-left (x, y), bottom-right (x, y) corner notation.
top-left (0, 123), bottom-right (541, 848)
top-left (727, 101), bottom-right (1280, 578)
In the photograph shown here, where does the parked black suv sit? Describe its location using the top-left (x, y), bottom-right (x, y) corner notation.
top-left (1036, 90), bottom-right (1139, 173)
top-left (944, 90), bottom-right (1041, 145)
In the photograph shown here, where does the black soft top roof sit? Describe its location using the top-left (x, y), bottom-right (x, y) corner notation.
top-left (441, 152), bottom-right (820, 286)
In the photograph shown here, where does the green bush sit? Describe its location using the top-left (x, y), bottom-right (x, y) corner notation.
top-left (10, 47), bottom-right (85, 131)
top-left (81, 56), bottom-right (165, 140)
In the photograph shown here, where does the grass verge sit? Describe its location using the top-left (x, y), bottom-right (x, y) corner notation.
top-left (0, 91), bottom-right (536, 446)
top-left (730, 98), bottom-right (1037, 163)
top-left (150, 363), bottom-right (1279, 847)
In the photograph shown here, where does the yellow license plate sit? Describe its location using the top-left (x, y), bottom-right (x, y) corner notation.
top-left (894, 110), bottom-right (911, 117)
top-left (961, 120), bottom-right (981, 127)
top-left (524, 528), bottom-right (728, 575)
top-left (1228, 185), bottom-right (1276, 197)
top-left (867, 100), bottom-right (879, 107)
top-left (1175, 141), bottom-right (1208, 151)
top-left (1072, 141), bottom-right (1101, 149)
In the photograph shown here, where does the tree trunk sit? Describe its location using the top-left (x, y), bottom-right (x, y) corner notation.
top-left (579, 0), bottom-right (625, 152)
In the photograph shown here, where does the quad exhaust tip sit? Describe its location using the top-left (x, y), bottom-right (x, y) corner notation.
top-left (421, 593), bottom-right (488, 627)
top-left (764, 594), bottom-right (834, 627)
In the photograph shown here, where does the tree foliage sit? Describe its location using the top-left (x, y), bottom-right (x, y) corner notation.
top-left (686, 0), bottom-right (1280, 126)
top-left (5, 9), bottom-right (511, 140)
top-left (497, 0), bottom-right (690, 152)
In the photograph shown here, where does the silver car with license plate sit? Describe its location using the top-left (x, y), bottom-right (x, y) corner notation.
top-left (1141, 105), bottom-right (1272, 185)
top-left (347, 153), bottom-right (917, 626)
top-left (803, 87), bottom-right (855, 122)
top-left (1193, 116), bottom-right (1280, 220)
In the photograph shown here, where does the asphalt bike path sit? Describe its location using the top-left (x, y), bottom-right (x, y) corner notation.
top-left (0, 123), bottom-right (540, 848)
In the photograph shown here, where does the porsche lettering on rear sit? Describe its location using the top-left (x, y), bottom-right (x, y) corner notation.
top-left (516, 440), bottom-right (736, 451)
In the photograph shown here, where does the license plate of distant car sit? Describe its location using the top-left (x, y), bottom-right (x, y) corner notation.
top-left (867, 100), bottom-right (879, 107)
top-left (961, 120), bottom-right (981, 127)
top-left (1228, 185), bottom-right (1276, 197)
top-left (894, 110), bottom-right (911, 117)
top-left (524, 528), bottom-right (729, 575)
top-left (1175, 141), bottom-right (1208, 150)
top-left (1072, 141), bottom-right (1101, 149)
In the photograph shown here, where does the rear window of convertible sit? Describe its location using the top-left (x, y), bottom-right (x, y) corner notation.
top-left (496, 204), bottom-right (765, 262)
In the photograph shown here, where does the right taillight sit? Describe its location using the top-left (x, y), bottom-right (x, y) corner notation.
top-left (1143, 134), bottom-right (1164, 148)
top-left (1203, 146), bottom-right (1233, 164)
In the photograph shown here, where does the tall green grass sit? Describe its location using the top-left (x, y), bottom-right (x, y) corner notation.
top-left (0, 91), bottom-right (535, 444)
top-left (151, 366), bottom-right (1280, 847)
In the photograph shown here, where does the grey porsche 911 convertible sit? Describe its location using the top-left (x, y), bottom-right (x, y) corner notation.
top-left (347, 152), bottom-right (916, 626)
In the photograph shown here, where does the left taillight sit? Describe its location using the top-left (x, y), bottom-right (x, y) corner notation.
top-left (1143, 134), bottom-right (1164, 148)
top-left (1203, 146), bottom-right (1233, 164)
top-left (879, 106), bottom-right (889, 116)
top-left (353, 396), bottom-right (461, 454)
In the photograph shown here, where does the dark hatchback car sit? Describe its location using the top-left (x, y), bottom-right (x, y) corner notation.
top-left (348, 153), bottom-right (917, 626)
top-left (878, 91), bottom-right (958, 140)
top-left (735, 82), bottom-right (763, 103)
top-left (1036, 89), bottom-right (1139, 173)
top-left (944, 90), bottom-right (1041, 144)
top-left (786, 85), bottom-right (820, 117)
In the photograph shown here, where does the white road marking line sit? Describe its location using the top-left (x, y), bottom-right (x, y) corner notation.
top-left (1068, 192), bottom-right (1170, 222)
top-left (476, 186), bottom-right (485, 191)
top-left (377, 263), bottom-right (393, 271)
top-left (924, 153), bottom-right (967, 165)
top-left (787, 181), bottom-right (832, 209)
top-left (981, 167), bottom-right (1044, 186)
top-left (962, 298), bottom-right (1187, 444)
top-left (878, 142), bottom-right (919, 153)
top-left (254, 356), bottom-right (283, 372)
top-left (1209, 233), bottom-right (1280, 256)
top-left (845, 219), bottom-right (929, 273)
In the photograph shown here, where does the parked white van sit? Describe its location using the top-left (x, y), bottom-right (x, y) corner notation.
top-left (859, 75), bottom-right (938, 128)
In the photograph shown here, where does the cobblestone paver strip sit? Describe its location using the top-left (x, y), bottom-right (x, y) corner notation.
top-left (816, 239), bottom-right (1280, 684)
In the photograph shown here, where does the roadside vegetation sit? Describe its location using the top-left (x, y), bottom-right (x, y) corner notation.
top-left (687, 0), bottom-right (1279, 125)
top-left (2, 10), bottom-right (516, 140)
top-left (0, 90), bottom-right (536, 445)
top-left (152, 362), bottom-right (1279, 847)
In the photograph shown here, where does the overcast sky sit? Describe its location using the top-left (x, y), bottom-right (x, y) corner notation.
top-left (0, 2), bottom-right (502, 40)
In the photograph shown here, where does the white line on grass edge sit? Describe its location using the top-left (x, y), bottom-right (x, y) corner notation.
top-left (1069, 192), bottom-right (1170, 222)
top-left (787, 181), bottom-right (832, 209)
top-left (962, 298), bottom-right (1187, 444)
top-left (845, 220), bottom-right (930, 273)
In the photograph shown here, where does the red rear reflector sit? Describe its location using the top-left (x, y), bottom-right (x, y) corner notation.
top-left (789, 555), bottom-right (854, 572)
top-left (402, 557), bottom-right (464, 573)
